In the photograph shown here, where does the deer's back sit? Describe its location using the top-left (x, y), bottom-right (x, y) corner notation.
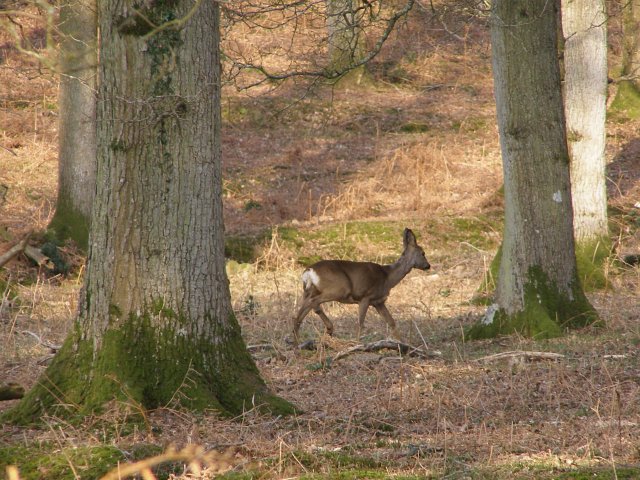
top-left (304, 260), bottom-right (389, 303)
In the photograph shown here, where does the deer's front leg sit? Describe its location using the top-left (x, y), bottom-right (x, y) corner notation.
top-left (357, 300), bottom-right (370, 340)
top-left (374, 303), bottom-right (402, 341)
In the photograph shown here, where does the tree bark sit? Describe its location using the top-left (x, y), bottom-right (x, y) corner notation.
top-left (622, 0), bottom-right (640, 91)
top-left (467, 0), bottom-right (598, 339)
top-left (611, 0), bottom-right (640, 117)
top-left (561, 0), bottom-right (610, 289)
top-left (48, 0), bottom-right (97, 250)
top-left (6, 0), bottom-right (293, 423)
top-left (325, 0), bottom-right (369, 84)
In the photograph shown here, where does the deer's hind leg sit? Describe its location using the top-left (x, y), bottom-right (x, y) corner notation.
top-left (292, 303), bottom-right (313, 343)
top-left (312, 305), bottom-right (334, 336)
top-left (293, 285), bottom-right (337, 341)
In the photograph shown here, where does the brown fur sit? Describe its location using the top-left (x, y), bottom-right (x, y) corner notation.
top-left (292, 228), bottom-right (430, 343)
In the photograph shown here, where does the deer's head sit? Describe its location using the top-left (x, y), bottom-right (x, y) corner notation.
top-left (403, 228), bottom-right (430, 271)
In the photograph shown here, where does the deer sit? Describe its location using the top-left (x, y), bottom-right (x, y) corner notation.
top-left (291, 228), bottom-right (430, 344)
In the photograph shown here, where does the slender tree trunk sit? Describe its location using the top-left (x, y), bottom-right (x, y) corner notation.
top-left (325, 0), bottom-right (369, 84)
top-left (6, 0), bottom-right (293, 422)
top-left (561, 0), bottom-right (610, 289)
top-left (48, 0), bottom-right (97, 250)
top-left (623, 0), bottom-right (640, 90)
top-left (612, 0), bottom-right (640, 116)
top-left (468, 0), bottom-right (598, 339)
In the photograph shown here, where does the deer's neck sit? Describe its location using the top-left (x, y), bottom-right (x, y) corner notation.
top-left (384, 255), bottom-right (413, 290)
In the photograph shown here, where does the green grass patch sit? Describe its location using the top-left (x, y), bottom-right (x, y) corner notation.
top-left (0, 442), bottom-right (190, 480)
top-left (554, 466), bottom-right (640, 479)
top-left (225, 215), bottom-right (502, 267)
top-left (0, 444), bottom-right (125, 480)
top-left (292, 448), bottom-right (387, 472)
top-left (400, 122), bottom-right (430, 133)
top-left (225, 231), bottom-right (271, 264)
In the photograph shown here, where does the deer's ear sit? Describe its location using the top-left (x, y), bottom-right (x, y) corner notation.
top-left (403, 228), bottom-right (416, 248)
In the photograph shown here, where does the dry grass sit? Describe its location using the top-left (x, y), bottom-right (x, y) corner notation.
top-left (1, 3), bottom-right (640, 479)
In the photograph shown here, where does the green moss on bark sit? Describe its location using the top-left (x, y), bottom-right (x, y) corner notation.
top-left (3, 308), bottom-right (295, 425)
top-left (2, 331), bottom-right (92, 423)
top-left (466, 266), bottom-right (599, 340)
top-left (47, 197), bottom-right (90, 251)
top-left (575, 236), bottom-right (612, 291)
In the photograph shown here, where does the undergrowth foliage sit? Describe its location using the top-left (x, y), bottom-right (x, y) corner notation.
top-left (1, 1), bottom-right (640, 479)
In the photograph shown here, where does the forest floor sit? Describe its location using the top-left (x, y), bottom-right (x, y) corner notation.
top-left (1, 4), bottom-right (640, 480)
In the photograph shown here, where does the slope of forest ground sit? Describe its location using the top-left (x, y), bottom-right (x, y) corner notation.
top-left (1, 4), bottom-right (640, 479)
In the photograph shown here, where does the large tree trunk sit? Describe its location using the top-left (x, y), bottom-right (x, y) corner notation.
top-left (467, 0), bottom-right (598, 339)
top-left (48, 0), bottom-right (97, 250)
top-left (561, 0), bottom-right (610, 289)
top-left (6, 0), bottom-right (293, 422)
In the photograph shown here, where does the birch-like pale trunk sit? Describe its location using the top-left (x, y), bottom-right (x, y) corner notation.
top-left (561, 0), bottom-right (610, 288)
top-left (7, 0), bottom-right (292, 422)
top-left (468, 0), bottom-right (598, 339)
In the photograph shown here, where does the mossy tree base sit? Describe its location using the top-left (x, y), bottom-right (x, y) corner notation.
top-left (467, 266), bottom-right (600, 340)
top-left (477, 235), bottom-right (611, 303)
top-left (47, 197), bottom-right (90, 251)
top-left (575, 236), bottom-right (612, 291)
top-left (4, 310), bottom-right (295, 425)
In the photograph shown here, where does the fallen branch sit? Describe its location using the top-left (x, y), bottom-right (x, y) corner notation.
top-left (298, 339), bottom-right (318, 351)
top-left (24, 244), bottom-right (54, 269)
top-left (247, 343), bottom-right (275, 352)
top-left (475, 350), bottom-right (565, 363)
top-left (0, 145), bottom-right (17, 156)
top-left (0, 233), bottom-right (31, 269)
top-left (333, 339), bottom-right (441, 362)
top-left (0, 382), bottom-right (25, 401)
top-left (21, 330), bottom-right (62, 352)
top-left (247, 342), bottom-right (286, 361)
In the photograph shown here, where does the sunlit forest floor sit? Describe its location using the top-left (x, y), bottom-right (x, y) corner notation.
top-left (1, 4), bottom-right (640, 479)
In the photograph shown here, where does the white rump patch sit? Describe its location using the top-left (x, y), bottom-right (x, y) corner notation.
top-left (553, 191), bottom-right (562, 203)
top-left (302, 268), bottom-right (321, 289)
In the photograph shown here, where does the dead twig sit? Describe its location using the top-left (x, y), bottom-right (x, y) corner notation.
top-left (247, 343), bottom-right (275, 352)
top-left (475, 350), bottom-right (565, 363)
top-left (0, 145), bottom-right (17, 156)
top-left (21, 329), bottom-right (62, 352)
top-left (333, 339), bottom-right (441, 362)
top-left (0, 233), bottom-right (31, 269)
